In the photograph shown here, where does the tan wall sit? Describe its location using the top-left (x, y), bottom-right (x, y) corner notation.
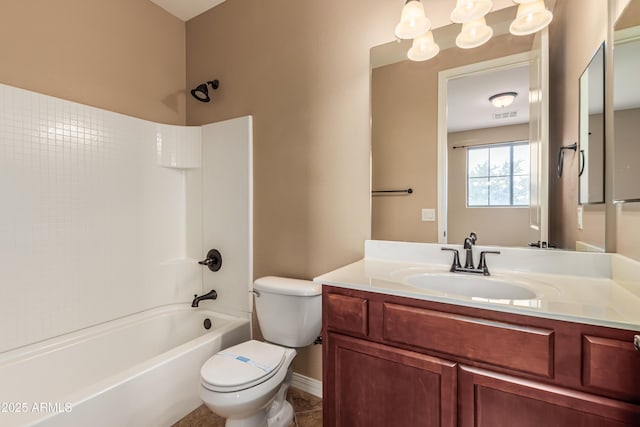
top-left (584, 113), bottom-right (605, 203)
top-left (448, 124), bottom-right (531, 246)
top-left (618, 203), bottom-right (640, 260)
top-left (548, 0), bottom-right (607, 249)
top-left (371, 33), bottom-right (533, 244)
top-left (0, 0), bottom-right (186, 124)
top-left (614, 108), bottom-right (640, 260)
top-left (613, 108), bottom-right (640, 201)
top-left (614, 1), bottom-right (640, 261)
top-left (577, 204), bottom-right (606, 250)
top-left (186, 0), bottom-right (405, 381)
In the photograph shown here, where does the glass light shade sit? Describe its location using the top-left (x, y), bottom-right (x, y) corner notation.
top-left (509, 0), bottom-right (553, 36)
top-left (455, 17), bottom-right (493, 49)
top-left (489, 92), bottom-right (518, 108)
top-left (450, 0), bottom-right (493, 23)
top-left (394, 0), bottom-right (431, 40)
top-left (407, 31), bottom-right (440, 61)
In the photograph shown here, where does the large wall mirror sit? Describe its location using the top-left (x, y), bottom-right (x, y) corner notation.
top-left (371, 6), bottom-right (545, 247)
top-left (613, 0), bottom-right (640, 202)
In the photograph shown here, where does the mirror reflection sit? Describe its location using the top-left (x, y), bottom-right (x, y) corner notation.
top-left (446, 61), bottom-right (532, 246)
top-left (371, 6), bottom-right (541, 247)
top-left (613, 0), bottom-right (640, 202)
top-left (578, 44), bottom-right (605, 205)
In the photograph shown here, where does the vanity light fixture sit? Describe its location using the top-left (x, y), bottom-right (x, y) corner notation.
top-left (489, 91), bottom-right (518, 108)
top-left (190, 80), bottom-right (219, 103)
top-left (407, 31), bottom-right (440, 61)
top-left (450, 0), bottom-right (493, 23)
top-left (455, 17), bottom-right (493, 49)
top-left (509, 0), bottom-right (553, 36)
top-left (394, 0), bottom-right (431, 39)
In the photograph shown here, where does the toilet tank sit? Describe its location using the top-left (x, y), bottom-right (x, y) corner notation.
top-left (253, 276), bottom-right (322, 348)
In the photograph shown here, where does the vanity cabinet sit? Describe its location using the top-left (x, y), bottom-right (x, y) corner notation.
top-left (322, 286), bottom-right (640, 427)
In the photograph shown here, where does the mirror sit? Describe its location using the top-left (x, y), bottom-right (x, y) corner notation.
top-left (371, 6), bottom-right (540, 246)
top-left (613, 0), bottom-right (640, 202)
top-left (578, 44), bottom-right (605, 205)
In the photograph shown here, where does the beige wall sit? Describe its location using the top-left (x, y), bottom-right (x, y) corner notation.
top-left (0, 0), bottom-right (186, 124)
top-left (577, 204), bottom-right (606, 250)
top-left (186, 0), bottom-right (404, 381)
top-left (371, 33), bottom-right (533, 244)
top-left (614, 1), bottom-right (640, 261)
top-left (583, 113), bottom-right (605, 203)
top-left (448, 124), bottom-right (531, 246)
top-left (548, 0), bottom-right (607, 249)
top-left (614, 108), bottom-right (640, 260)
top-left (613, 108), bottom-right (640, 201)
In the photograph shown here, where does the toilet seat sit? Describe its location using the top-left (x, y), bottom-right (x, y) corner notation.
top-left (201, 340), bottom-right (286, 393)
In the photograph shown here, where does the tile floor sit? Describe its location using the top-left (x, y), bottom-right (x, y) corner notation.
top-left (172, 387), bottom-right (322, 427)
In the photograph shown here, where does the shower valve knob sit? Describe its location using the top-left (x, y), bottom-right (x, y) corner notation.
top-left (198, 249), bottom-right (222, 272)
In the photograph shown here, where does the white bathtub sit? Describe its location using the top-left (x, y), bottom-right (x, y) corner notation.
top-left (0, 304), bottom-right (250, 427)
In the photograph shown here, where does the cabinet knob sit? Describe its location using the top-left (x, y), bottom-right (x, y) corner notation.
top-left (634, 335), bottom-right (640, 352)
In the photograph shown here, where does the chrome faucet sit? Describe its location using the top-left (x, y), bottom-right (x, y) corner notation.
top-left (441, 232), bottom-right (500, 276)
top-left (191, 289), bottom-right (218, 307)
top-left (463, 232), bottom-right (477, 269)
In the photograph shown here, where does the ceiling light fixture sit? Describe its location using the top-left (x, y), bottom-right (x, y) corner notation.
top-left (394, 0), bottom-right (431, 40)
top-left (509, 0), bottom-right (553, 36)
top-left (455, 17), bottom-right (493, 49)
top-left (450, 0), bottom-right (493, 23)
top-left (407, 31), bottom-right (440, 61)
top-left (392, 0), bottom-right (551, 62)
top-left (489, 92), bottom-right (518, 108)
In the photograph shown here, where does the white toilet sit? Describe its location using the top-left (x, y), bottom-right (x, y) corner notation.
top-left (199, 276), bottom-right (322, 427)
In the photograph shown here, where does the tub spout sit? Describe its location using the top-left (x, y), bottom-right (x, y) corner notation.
top-left (191, 289), bottom-right (218, 307)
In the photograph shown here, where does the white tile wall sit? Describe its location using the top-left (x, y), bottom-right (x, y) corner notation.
top-left (0, 84), bottom-right (252, 353)
top-left (198, 117), bottom-right (254, 318)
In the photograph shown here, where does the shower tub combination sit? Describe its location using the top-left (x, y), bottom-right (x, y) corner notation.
top-left (0, 304), bottom-right (250, 427)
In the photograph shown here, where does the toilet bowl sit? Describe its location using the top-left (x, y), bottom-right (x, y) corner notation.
top-left (199, 277), bottom-right (321, 427)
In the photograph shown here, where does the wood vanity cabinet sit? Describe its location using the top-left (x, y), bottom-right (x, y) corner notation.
top-left (322, 286), bottom-right (640, 427)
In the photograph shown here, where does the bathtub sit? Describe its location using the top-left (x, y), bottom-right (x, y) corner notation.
top-left (0, 304), bottom-right (250, 427)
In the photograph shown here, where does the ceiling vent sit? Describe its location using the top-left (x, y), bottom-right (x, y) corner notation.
top-left (493, 111), bottom-right (518, 120)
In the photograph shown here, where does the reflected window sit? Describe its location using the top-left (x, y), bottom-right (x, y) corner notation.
top-left (467, 141), bottom-right (530, 207)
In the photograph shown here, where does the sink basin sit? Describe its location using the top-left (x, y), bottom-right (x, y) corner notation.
top-left (407, 273), bottom-right (537, 300)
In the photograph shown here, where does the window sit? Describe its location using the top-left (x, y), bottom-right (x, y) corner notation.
top-left (467, 141), bottom-right (530, 207)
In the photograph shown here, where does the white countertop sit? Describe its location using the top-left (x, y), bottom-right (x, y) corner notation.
top-left (314, 240), bottom-right (640, 332)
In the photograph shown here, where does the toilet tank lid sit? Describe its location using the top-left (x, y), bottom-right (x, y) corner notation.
top-left (254, 276), bottom-right (321, 296)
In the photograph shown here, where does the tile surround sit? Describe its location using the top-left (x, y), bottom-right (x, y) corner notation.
top-left (0, 84), bottom-right (253, 353)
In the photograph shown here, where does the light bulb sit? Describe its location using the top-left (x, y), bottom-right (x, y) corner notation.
top-left (394, 0), bottom-right (431, 39)
top-left (455, 17), bottom-right (493, 49)
top-left (509, 0), bottom-right (553, 36)
top-left (450, 0), bottom-right (493, 23)
top-left (489, 92), bottom-right (518, 108)
top-left (407, 31), bottom-right (440, 61)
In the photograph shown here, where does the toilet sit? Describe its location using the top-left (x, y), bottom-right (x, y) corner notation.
top-left (199, 276), bottom-right (322, 427)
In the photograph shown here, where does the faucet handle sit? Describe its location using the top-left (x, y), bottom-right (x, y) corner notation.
top-left (478, 250), bottom-right (501, 276)
top-left (468, 232), bottom-right (478, 244)
top-left (441, 247), bottom-right (462, 271)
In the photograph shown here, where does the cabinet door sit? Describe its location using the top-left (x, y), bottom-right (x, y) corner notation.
top-left (324, 332), bottom-right (456, 427)
top-left (459, 366), bottom-right (640, 427)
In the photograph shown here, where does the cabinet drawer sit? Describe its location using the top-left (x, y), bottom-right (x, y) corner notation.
top-left (325, 293), bottom-right (368, 336)
top-left (382, 303), bottom-right (554, 378)
top-left (583, 335), bottom-right (640, 400)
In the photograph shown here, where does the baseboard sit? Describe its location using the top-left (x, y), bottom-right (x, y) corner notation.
top-left (291, 372), bottom-right (323, 398)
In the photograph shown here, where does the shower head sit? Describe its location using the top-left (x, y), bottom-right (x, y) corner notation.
top-left (190, 80), bottom-right (219, 102)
